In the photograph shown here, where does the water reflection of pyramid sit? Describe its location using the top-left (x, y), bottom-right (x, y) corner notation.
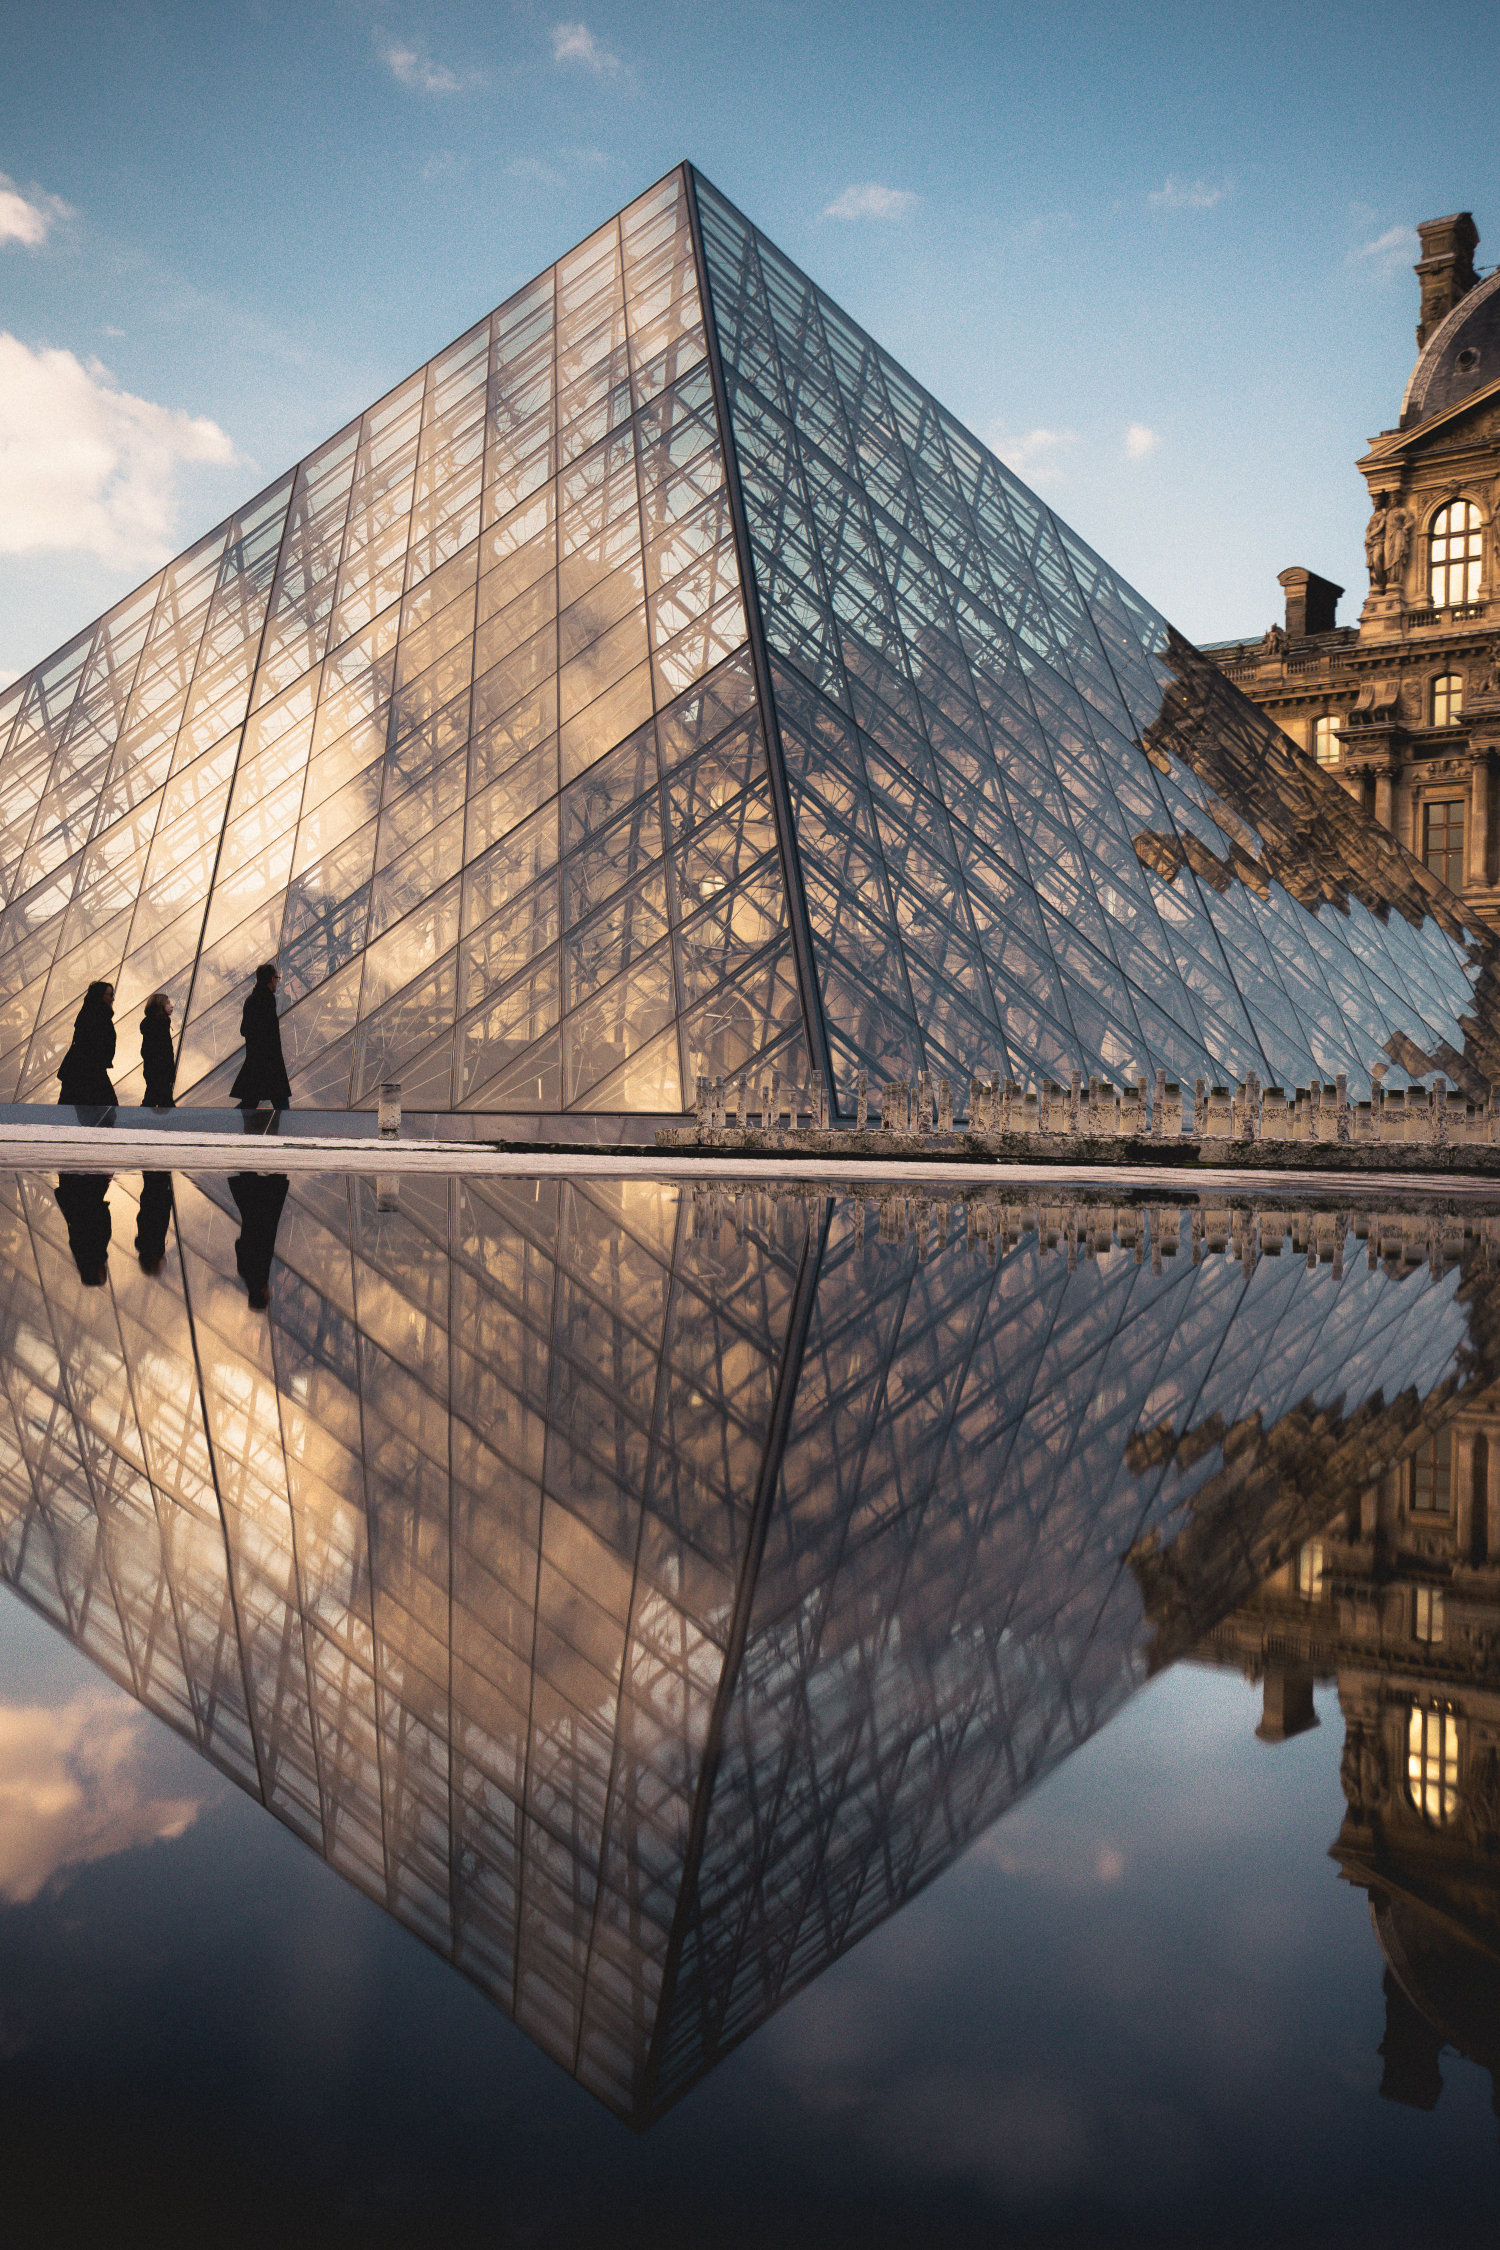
top-left (0, 1168), bottom-right (1492, 2122)
top-left (1, 168), bottom-right (1496, 1116)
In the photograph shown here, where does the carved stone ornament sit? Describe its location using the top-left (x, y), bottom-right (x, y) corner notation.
top-left (1365, 498), bottom-right (1390, 592)
top-left (1342, 1722), bottom-right (1390, 1812)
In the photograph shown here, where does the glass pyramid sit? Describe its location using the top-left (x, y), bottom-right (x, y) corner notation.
top-left (1, 165), bottom-right (1496, 1115)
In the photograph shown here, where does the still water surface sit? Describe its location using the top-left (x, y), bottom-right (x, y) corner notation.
top-left (0, 1166), bottom-right (1495, 2246)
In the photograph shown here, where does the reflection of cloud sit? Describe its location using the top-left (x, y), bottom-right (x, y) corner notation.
top-left (883, 2068), bottom-right (1090, 2192)
top-left (974, 1814), bottom-right (1126, 1889)
top-left (0, 334), bottom-right (235, 567)
top-left (0, 1690), bottom-right (199, 1903)
top-left (824, 183), bottom-right (917, 222)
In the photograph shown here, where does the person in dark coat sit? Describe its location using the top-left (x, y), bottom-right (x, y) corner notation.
top-left (229, 1171), bottom-right (289, 1309)
top-left (57, 982), bottom-right (117, 1107)
top-left (140, 992), bottom-right (177, 1108)
top-left (135, 1171), bottom-right (174, 1274)
top-left (230, 963), bottom-right (292, 1112)
top-left (54, 1173), bottom-right (112, 1287)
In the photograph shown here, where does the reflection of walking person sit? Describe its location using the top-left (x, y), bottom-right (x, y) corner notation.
top-left (55, 1173), bottom-right (112, 1287)
top-left (230, 964), bottom-right (292, 1112)
top-left (229, 1171), bottom-right (289, 1309)
top-left (135, 1171), bottom-right (174, 1274)
top-left (141, 992), bottom-right (177, 1108)
top-left (58, 982), bottom-right (117, 1106)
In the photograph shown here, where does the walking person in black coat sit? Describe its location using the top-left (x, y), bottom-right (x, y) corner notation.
top-left (57, 982), bottom-right (117, 1108)
top-left (230, 963), bottom-right (292, 1113)
top-left (140, 992), bottom-right (177, 1109)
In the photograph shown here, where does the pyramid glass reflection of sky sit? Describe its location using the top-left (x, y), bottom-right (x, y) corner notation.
top-left (1, 165), bottom-right (1496, 1115)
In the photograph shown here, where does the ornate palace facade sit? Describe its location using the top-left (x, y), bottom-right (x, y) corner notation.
top-left (1205, 213), bottom-right (1500, 924)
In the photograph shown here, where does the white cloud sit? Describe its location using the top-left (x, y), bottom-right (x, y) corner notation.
top-left (1125, 422), bottom-right (1160, 459)
top-left (551, 21), bottom-right (624, 75)
top-left (824, 183), bottom-right (917, 222)
top-left (381, 41), bottom-right (468, 94)
top-left (1356, 223), bottom-right (1418, 266)
top-left (0, 334), bottom-right (236, 569)
top-left (991, 425), bottom-right (1077, 485)
top-left (506, 147), bottom-right (607, 188)
top-left (0, 173), bottom-right (72, 250)
top-left (420, 150), bottom-right (461, 183)
top-left (1148, 176), bottom-right (1226, 211)
top-left (0, 669), bottom-right (18, 691)
top-left (0, 1690), bottom-right (199, 1904)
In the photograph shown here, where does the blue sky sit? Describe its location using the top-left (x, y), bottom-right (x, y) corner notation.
top-left (1, 0), bottom-right (1497, 681)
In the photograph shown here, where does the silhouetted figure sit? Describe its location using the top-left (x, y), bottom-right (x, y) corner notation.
top-left (231, 963), bottom-right (291, 1112)
top-left (229, 1170), bottom-right (289, 1309)
top-left (140, 992), bottom-right (177, 1109)
top-left (135, 1171), bottom-right (174, 1274)
top-left (57, 982), bottom-right (117, 1107)
top-left (54, 1173), bottom-right (112, 1288)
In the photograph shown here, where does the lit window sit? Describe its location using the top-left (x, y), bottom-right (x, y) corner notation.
top-left (1423, 801), bottom-right (1465, 892)
top-left (1429, 499), bottom-right (1483, 607)
top-left (1414, 1585), bottom-right (1445, 1643)
top-left (1407, 1704), bottom-right (1459, 1822)
top-left (1413, 1426), bottom-right (1453, 1512)
top-left (1297, 1539), bottom-right (1325, 1598)
top-left (1433, 672), bottom-right (1464, 726)
top-left (1314, 715), bottom-right (1340, 767)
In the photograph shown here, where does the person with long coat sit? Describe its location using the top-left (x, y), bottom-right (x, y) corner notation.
top-left (230, 964), bottom-right (292, 1111)
top-left (57, 982), bottom-right (118, 1107)
top-left (140, 992), bottom-right (177, 1108)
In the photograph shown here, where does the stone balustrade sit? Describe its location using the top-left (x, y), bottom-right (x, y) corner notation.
top-left (689, 1061), bottom-right (1494, 1151)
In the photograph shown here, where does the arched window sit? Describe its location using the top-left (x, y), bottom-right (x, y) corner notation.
top-left (1408, 1704), bottom-right (1459, 1822)
top-left (1412, 1425), bottom-right (1453, 1512)
top-left (1429, 500), bottom-right (1483, 607)
top-left (1313, 715), bottom-right (1340, 766)
top-left (1433, 672), bottom-right (1464, 726)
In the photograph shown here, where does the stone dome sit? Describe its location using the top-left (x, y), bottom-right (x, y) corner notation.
top-left (1402, 264), bottom-right (1500, 427)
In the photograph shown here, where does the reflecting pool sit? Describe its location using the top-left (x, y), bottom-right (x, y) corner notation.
top-left (0, 1166), bottom-right (1496, 2244)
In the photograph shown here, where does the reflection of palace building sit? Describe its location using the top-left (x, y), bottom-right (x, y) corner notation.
top-left (1204, 213), bottom-right (1500, 923)
top-left (1193, 1403), bottom-right (1500, 2121)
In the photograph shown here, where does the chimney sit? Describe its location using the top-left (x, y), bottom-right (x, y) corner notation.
top-left (1255, 1663), bottom-right (1319, 1742)
top-left (1278, 567), bottom-right (1343, 641)
top-left (1414, 213), bottom-right (1479, 348)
